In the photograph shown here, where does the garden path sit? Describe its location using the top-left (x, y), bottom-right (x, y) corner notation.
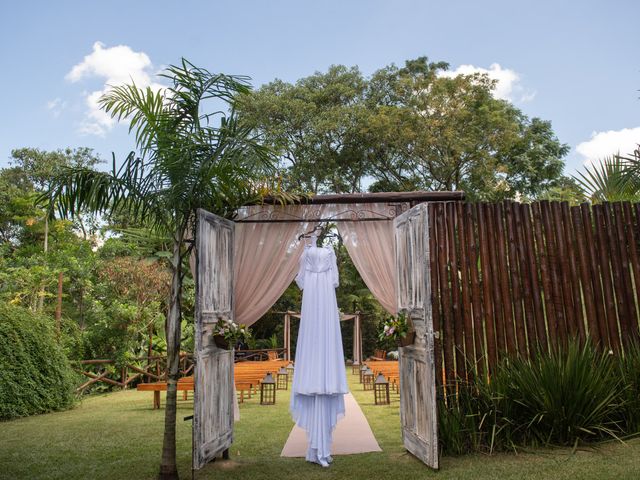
top-left (280, 392), bottom-right (382, 457)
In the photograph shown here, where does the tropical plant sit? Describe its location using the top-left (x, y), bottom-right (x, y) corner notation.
top-left (618, 339), bottom-right (640, 434)
top-left (43, 59), bottom-right (282, 480)
top-left (619, 145), bottom-right (640, 191)
top-left (572, 153), bottom-right (640, 202)
top-left (268, 333), bottom-right (279, 350)
top-left (438, 340), bottom-right (633, 455)
top-left (497, 341), bottom-right (623, 446)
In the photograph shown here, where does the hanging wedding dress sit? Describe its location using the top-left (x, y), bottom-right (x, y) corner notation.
top-left (290, 235), bottom-right (349, 467)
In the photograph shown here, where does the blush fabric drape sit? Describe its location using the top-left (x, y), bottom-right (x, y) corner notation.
top-left (334, 203), bottom-right (397, 314)
top-left (195, 201), bottom-right (398, 326)
top-left (234, 205), bottom-right (326, 326)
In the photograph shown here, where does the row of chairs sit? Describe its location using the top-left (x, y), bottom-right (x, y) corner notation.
top-left (137, 359), bottom-right (291, 408)
top-left (234, 360), bottom-right (291, 402)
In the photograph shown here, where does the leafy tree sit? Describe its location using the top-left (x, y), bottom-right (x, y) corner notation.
top-left (237, 65), bottom-right (371, 193)
top-left (10, 147), bottom-right (103, 240)
top-left (0, 168), bottom-right (41, 246)
top-left (4, 148), bottom-right (102, 311)
top-left (44, 59), bottom-right (284, 480)
top-left (536, 176), bottom-right (586, 204)
top-left (239, 56), bottom-right (569, 199)
top-left (92, 257), bottom-right (171, 361)
top-left (10, 147), bottom-right (101, 191)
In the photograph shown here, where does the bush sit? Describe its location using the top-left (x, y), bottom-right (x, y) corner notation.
top-left (0, 303), bottom-right (77, 420)
top-left (618, 339), bottom-right (640, 434)
top-left (439, 340), bottom-right (637, 455)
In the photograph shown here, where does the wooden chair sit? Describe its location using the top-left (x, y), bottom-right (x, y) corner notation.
top-left (370, 349), bottom-right (386, 361)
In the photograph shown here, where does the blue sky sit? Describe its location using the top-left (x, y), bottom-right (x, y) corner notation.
top-left (1, 0), bottom-right (638, 178)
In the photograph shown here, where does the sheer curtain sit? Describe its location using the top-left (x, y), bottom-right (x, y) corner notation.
top-left (234, 205), bottom-right (326, 326)
top-left (335, 203), bottom-right (397, 314)
top-left (192, 201), bottom-right (397, 323)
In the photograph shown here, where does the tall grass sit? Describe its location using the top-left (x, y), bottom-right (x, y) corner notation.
top-left (618, 339), bottom-right (640, 434)
top-left (439, 340), bottom-right (640, 455)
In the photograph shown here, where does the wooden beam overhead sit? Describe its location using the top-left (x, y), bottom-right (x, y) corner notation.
top-left (250, 190), bottom-right (465, 206)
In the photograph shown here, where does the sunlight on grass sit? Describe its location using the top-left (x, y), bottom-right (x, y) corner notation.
top-left (1, 366), bottom-right (639, 480)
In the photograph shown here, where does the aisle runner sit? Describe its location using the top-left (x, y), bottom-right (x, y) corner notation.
top-left (280, 392), bottom-right (382, 457)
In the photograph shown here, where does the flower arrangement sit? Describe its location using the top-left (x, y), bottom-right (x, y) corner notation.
top-left (212, 318), bottom-right (251, 349)
top-left (378, 311), bottom-right (410, 343)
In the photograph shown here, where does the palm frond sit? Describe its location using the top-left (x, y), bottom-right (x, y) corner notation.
top-left (45, 58), bottom-right (290, 241)
top-left (619, 145), bottom-right (640, 190)
top-left (42, 152), bottom-right (171, 234)
top-left (99, 84), bottom-right (166, 160)
top-left (572, 154), bottom-right (640, 203)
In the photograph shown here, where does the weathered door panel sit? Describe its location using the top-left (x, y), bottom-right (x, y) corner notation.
top-left (395, 203), bottom-right (439, 469)
top-left (193, 209), bottom-right (235, 470)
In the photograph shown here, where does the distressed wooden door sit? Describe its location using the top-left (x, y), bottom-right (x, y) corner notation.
top-left (193, 208), bottom-right (235, 470)
top-left (394, 202), bottom-right (439, 469)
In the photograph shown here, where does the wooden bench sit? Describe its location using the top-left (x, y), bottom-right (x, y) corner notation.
top-left (137, 377), bottom-right (195, 408)
top-left (137, 360), bottom-right (291, 407)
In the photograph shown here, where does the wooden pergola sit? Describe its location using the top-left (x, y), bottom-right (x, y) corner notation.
top-left (193, 191), bottom-right (457, 471)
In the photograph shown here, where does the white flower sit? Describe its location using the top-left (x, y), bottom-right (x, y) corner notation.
top-left (384, 325), bottom-right (390, 332)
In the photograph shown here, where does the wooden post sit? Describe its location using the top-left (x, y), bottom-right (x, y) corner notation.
top-left (284, 313), bottom-right (290, 361)
top-left (353, 313), bottom-right (362, 365)
top-left (147, 323), bottom-right (154, 382)
top-left (55, 271), bottom-right (63, 340)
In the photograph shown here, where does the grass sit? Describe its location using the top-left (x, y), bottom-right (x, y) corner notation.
top-left (1, 367), bottom-right (640, 480)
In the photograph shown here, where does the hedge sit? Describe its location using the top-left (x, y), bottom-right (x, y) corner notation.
top-left (0, 303), bottom-right (76, 420)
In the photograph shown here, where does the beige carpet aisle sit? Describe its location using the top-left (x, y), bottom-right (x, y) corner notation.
top-left (280, 392), bottom-right (382, 457)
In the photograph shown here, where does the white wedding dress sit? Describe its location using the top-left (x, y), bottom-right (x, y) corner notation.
top-left (290, 236), bottom-right (349, 466)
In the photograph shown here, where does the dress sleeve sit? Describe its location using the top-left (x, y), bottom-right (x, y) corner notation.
top-left (330, 249), bottom-right (339, 288)
top-left (295, 249), bottom-right (306, 290)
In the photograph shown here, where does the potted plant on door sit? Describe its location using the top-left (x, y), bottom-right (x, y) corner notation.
top-left (212, 318), bottom-right (251, 349)
top-left (379, 312), bottom-right (414, 347)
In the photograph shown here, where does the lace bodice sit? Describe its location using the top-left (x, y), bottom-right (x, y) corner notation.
top-left (295, 245), bottom-right (339, 289)
top-left (303, 245), bottom-right (334, 272)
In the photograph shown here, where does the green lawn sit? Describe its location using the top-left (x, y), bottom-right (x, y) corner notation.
top-left (1, 368), bottom-right (639, 480)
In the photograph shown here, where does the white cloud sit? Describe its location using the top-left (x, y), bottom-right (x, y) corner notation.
top-left (576, 127), bottom-right (640, 166)
top-left (46, 97), bottom-right (66, 117)
top-left (439, 63), bottom-right (535, 103)
top-left (66, 41), bottom-right (165, 136)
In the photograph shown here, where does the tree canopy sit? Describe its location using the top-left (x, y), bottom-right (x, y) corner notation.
top-left (238, 56), bottom-right (570, 200)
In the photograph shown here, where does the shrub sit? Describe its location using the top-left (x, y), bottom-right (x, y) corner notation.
top-left (0, 303), bottom-right (77, 420)
top-left (439, 340), bottom-right (635, 455)
top-left (498, 341), bottom-right (624, 445)
top-left (618, 339), bottom-right (640, 434)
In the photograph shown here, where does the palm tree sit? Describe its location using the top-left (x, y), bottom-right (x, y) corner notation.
top-left (572, 152), bottom-right (640, 203)
top-left (44, 59), bottom-right (279, 480)
top-left (620, 145), bottom-right (640, 191)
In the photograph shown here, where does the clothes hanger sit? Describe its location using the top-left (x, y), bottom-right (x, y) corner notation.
top-left (297, 224), bottom-right (324, 241)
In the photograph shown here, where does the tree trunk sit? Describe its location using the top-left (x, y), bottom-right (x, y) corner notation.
top-left (159, 236), bottom-right (183, 480)
top-left (55, 271), bottom-right (63, 340)
top-left (37, 215), bottom-right (49, 312)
